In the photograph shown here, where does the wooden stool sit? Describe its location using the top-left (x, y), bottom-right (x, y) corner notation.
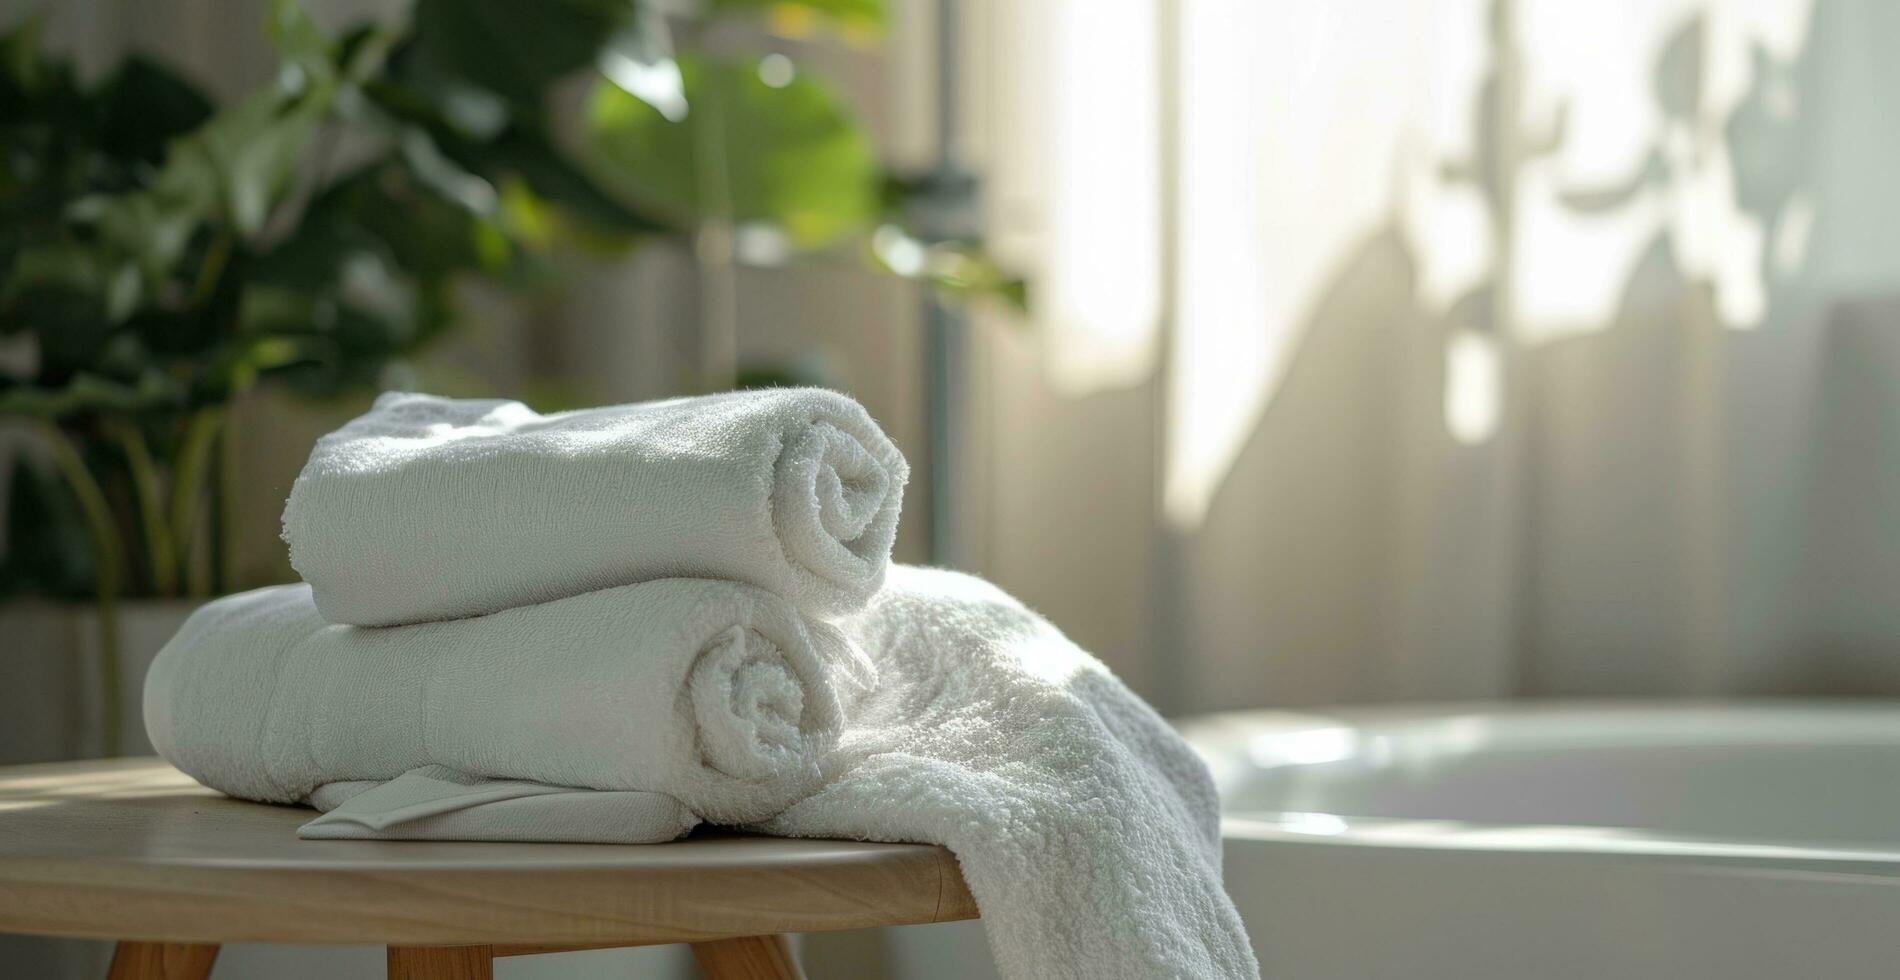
top-left (0, 759), bottom-right (977, 979)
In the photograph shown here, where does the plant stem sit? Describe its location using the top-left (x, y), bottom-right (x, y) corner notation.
top-left (36, 420), bottom-right (125, 756)
top-left (108, 418), bottom-right (177, 597)
top-left (170, 408), bottom-right (224, 598)
top-left (190, 231), bottom-right (233, 306)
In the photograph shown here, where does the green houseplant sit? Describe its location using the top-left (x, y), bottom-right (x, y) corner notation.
top-left (0, 0), bottom-right (668, 753)
top-left (0, 0), bottom-right (1018, 754)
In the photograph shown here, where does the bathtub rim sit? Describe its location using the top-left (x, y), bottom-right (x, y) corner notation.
top-left (1180, 698), bottom-right (1900, 879)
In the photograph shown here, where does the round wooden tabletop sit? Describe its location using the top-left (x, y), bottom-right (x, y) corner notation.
top-left (0, 758), bottom-right (977, 947)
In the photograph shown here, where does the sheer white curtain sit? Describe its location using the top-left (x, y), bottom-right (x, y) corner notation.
top-left (964, 0), bottom-right (1900, 712)
top-left (970, 0), bottom-right (1163, 394)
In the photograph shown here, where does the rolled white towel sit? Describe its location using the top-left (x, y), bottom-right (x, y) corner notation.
top-left (282, 388), bottom-right (908, 626)
top-left (143, 579), bottom-right (873, 824)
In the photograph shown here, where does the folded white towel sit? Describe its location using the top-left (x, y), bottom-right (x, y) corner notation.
top-left (142, 579), bottom-right (873, 824)
top-left (282, 388), bottom-right (909, 626)
top-left (301, 766), bottom-right (699, 843)
top-left (763, 566), bottom-right (1259, 980)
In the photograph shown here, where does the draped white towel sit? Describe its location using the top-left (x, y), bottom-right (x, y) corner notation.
top-left (764, 566), bottom-right (1260, 980)
top-left (142, 579), bottom-right (873, 824)
top-left (281, 388), bottom-right (909, 626)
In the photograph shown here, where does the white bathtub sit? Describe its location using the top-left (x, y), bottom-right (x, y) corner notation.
top-left (1177, 701), bottom-right (1900, 980)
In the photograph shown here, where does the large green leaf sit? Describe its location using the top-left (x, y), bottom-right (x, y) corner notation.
top-left (96, 56), bottom-right (216, 166)
top-left (366, 19), bottom-right (665, 241)
top-left (171, 85), bottom-right (330, 237)
top-left (265, 0), bottom-right (335, 84)
top-left (710, 0), bottom-right (884, 29)
top-left (304, 163), bottom-right (494, 280)
top-left (480, 129), bottom-right (664, 237)
top-left (586, 53), bottom-right (875, 246)
top-left (408, 0), bottom-right (639, 111)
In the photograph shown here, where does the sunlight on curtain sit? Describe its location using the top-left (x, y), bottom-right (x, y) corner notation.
top-left (1160, 0), bottom-right (1820, 521)
top-left (1042, 0), bottom-right (1162, 393)
top-left (979, 0), bottom-right (1162, 395)
top-left (1165, 0), bottom-right (1447, 526)
top-left (1445, 329), bottom-right (1503, 444)
top-left (1510, 0), bottom-right (1812, 342)
top-left (962, 0), bottom-right (1900, 715)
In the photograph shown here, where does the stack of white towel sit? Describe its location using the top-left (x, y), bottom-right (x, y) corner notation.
top-left (145, 388), bottom-right (1258, 979)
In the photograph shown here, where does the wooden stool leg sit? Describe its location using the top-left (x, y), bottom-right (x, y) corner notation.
top-left (387, 944), bottom-right (494, 980)
top-left (106, 942), bottom-right (219, 980)
top-left (690, 934), bottom-right (806, 980)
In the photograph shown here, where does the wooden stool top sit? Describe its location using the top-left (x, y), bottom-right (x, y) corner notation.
top-left (0, 758), bottom-right (977, 948)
